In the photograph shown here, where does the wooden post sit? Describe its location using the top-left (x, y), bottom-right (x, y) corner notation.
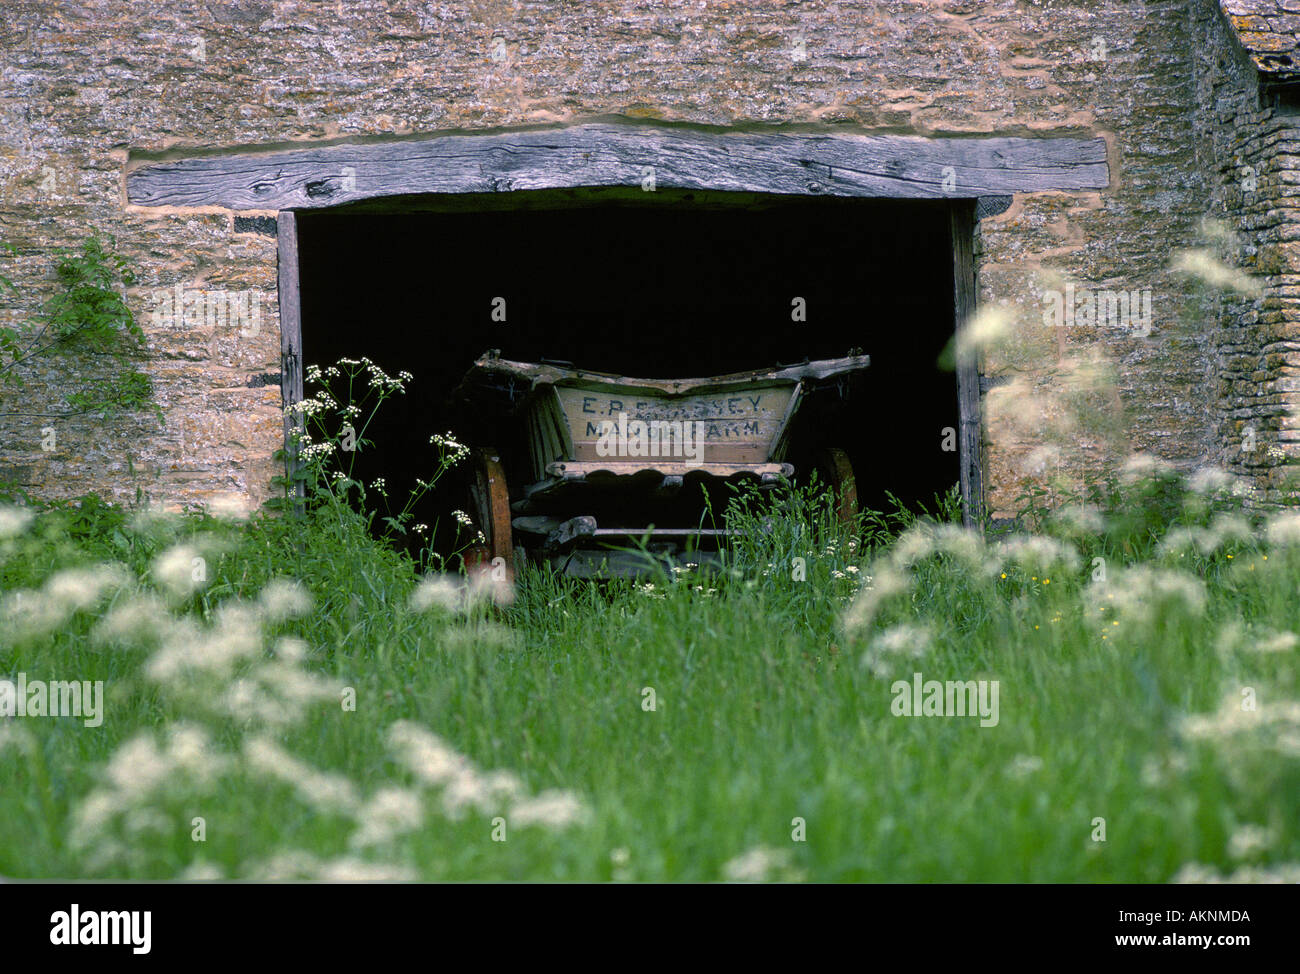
top-left (277, 210), bottom-right (305, 514)
top-left (951, 201), bottom-right (984, 529)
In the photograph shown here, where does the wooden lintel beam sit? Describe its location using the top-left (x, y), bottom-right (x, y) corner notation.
top-left (127, 123), bottom-right (1109, 211)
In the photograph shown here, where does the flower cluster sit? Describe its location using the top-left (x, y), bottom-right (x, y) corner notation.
top-left (862, 622), bottom-right (933, 678)
top-left (0, 563), bottom-right (130, 643)
top-left (721, 846), bottom-right (805, 883)
top-left (65, 564), bottom-right (577, 878)
top-left (330, 356), bottom-right (412, 393)
top-left (409, 571), bottom-right (514, 612)
top-left (431, 432), bottom-right (471, 467)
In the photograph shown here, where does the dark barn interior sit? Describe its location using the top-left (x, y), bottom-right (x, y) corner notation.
top-left (296, 189), bottom-right (960, 561)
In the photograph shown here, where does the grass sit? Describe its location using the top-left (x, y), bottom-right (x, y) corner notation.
top-left (0, 467), bottom-right (1297, 882)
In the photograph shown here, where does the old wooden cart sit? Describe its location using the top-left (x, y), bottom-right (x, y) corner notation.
top-left (454, 350), bottom-right (870, 578)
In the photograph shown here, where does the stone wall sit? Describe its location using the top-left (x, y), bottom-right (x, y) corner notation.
top-left (0, 0), bottom-right (1272, 517)
top-left (1193, 0), bottom-right (1300, 504)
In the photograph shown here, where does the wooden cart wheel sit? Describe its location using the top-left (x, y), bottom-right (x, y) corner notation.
top-left (467, 447), bottom-right (514, 581)
top-left (815, 447), bottom-right (858, 531)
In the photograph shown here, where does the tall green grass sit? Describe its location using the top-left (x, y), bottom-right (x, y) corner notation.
top-left (0, 464), bottom-right (1297, 881)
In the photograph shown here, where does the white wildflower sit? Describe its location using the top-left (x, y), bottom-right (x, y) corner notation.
top-left (153, 544), bottom-right (206, 598)
top-left (952, 306), bottom-right (1012, 365)
top-left (431, 432), bottom-right (471, 465)
top-left (1119, 452), bottom-right (1175, 485)
top-left (1253, 631), bottom-right (1298, 654)
top-left (0, 505), bottom-right (34, 539)
top-left (1181, 694), bottom-right (1300, 748)
top-left (146, 606), bottom-right (261, 683)
top-left (2, 564), bottom-right (130, 639)
top-left (1170, 248), bottom-right (1263, 296)
top-left (894, 524), bottom-right (987, 573)
top-left (468, 569), bottom-right (515, 608)
top-left (1005, 754), bottom-right (1044, 778)
top-left (315, 858), bottom-right (417, 882)
top-left (250, 850), bottom-right (322, 881)
top-left (1187, 466), bottom-right (1236, 495)
top-left (1266, 510), bottom-right (1300, 547)
top-left (46, 565), bottom-right (130, 609)
top-left (0, 723), bottom-right (35, 756)
top-left (997, 535), bottom-right (1081, 575)
top-left (351, 788), bottom-right (426, 848)
top-left (1089, 567), bottom-right (1205, 625)
top-left (180, 861), bottom-right (225, 881)
top-left (1174, 861), bottom-right (1300, 884)
top-left (275, 636), bottom-right (309, 663)
top-left (410, 575), bottom-right (464, 613)
top-left (388, 721), bottom-right (472, 787)
top-left (862, 622), bottom-right (933, 678)
top-left (509, 789), bottom-right (588, 829)
top-left (1050, 504), bottom-right (1105, 536)
top-left (1227, 824), bottom-right (1275, 860)
top-left (842, 567), bottom-right (908, 635)
top-left (259, 578), bottom-right (313, 621)
top-left (722, 846), bottom-right (802, 883)
top-left (243, 736), bottom-right (359, 814)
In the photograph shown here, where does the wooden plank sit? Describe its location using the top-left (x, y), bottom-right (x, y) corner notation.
top-left (548, 388), bottom-right (576, 461)
top-left (542, 515), bottom-right (598, 554)
top-left (284, 186), bottom-right (957, 217)
top-left (769, 379), bottom-right (804, 462)
top-left (951, 202), bottom-right (984, 529)
top-left (525, 408), bottom-right (545, 483)
top-left (474, 448), bottom-right (515, 578)
top-left (541, 460), bottom-right (793, 480)
top-left (511, 514), bottom-right (564, 536)
top-left (554, 548), bottom-right (727, 579)
top-left (514, 460), bottom-right (796, 511)
top-left (127, 124), bottom-right (1109, 210)
top-left (471, 351), bottom-right (871, 397)
top-left (276, 211), bottom-right (305, 512)
top-left (591, 527), bottom-right (733, 537)
top-left (536, 389), bottom-right (565, 473)
top-left (553, 382), bottom-right (795, 465)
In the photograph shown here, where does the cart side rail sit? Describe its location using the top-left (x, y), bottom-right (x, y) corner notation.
top-left (468, 352), bottom-right (870, 399)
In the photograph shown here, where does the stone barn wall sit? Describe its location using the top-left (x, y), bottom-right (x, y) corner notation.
top-left (0, 0), bottom-right (1278, 517)
top-left (1195, 0), bottom-right (1300, 503)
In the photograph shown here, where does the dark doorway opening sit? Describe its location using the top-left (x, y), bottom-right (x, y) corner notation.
top-left (295, 189), bottom-right (961, 561)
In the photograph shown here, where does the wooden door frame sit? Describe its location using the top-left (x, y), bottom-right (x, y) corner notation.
top-left (951, 201), bottom-right (983, 527)
top-left (276, 211), bottom-right (305, 506)
top-left (278, 198), bottom-right (985, 526)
